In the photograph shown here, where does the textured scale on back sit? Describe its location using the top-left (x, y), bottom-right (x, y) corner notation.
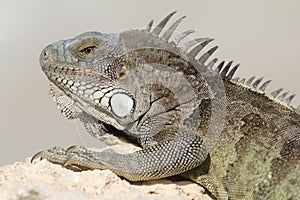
top-left (32, 11), bottom-right (300, 200)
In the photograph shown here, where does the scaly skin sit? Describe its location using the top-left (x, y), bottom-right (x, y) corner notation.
top-left (32, 12), bottom-right (300, 200)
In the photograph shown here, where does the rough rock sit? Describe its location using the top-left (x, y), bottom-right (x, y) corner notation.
top-left (0, 159), bottom-right (213, 200)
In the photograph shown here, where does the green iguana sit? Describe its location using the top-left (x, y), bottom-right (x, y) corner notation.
top-left (32, 11), bottom-right (300, 200)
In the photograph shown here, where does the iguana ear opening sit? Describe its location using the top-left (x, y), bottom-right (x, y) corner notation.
top-left (116, 63), bottom-right (129, 79)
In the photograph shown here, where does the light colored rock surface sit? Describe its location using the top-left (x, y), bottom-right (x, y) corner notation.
top-left (0, 159), bottom-right (213, 200)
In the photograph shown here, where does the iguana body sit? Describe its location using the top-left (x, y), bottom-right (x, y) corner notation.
top-left (33, 12), bottom-right (300, 199)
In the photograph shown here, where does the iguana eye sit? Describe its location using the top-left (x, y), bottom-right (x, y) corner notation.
top-left (72, 38), bottom-right (103, 60)
top-left (80, 46), bottom-right (96, 55)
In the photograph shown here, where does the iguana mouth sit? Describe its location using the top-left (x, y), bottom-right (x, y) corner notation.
top-left (42, 64), bottom-right (94, 76)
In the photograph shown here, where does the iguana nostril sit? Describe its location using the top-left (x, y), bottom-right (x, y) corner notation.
top-left (40, 47), bottom-right (49, 61)
top-left (40, 45), bottom-right (56, 66)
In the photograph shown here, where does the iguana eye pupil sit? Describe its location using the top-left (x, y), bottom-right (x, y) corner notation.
top-left (86, 48), bottom-right (92, 53)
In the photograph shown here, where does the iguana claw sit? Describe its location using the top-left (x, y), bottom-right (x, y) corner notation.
top-left (30, 151), bottom-right (44, 163)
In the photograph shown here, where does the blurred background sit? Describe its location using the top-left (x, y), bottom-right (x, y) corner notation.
top-left (0, 0), bottom-right (299, 165)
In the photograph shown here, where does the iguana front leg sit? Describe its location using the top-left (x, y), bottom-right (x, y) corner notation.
top-left (32, 130), bottom-right (207, 181)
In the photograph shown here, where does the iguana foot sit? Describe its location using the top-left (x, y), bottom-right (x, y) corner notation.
top-left (31, 146), bottom-right (106, 171)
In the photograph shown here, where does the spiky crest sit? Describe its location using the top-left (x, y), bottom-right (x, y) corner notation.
top-left (252, 77), bottom-right (263, 89)
top-left (174, 30), bottom-right (195, 45)
top-left (182, 38), bottom-right (210, 51)
top-left (142, 11), bottom-right (298, 110)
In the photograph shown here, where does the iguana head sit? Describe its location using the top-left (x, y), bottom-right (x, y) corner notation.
top-left (40, 31), bottom-right (135, 129)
